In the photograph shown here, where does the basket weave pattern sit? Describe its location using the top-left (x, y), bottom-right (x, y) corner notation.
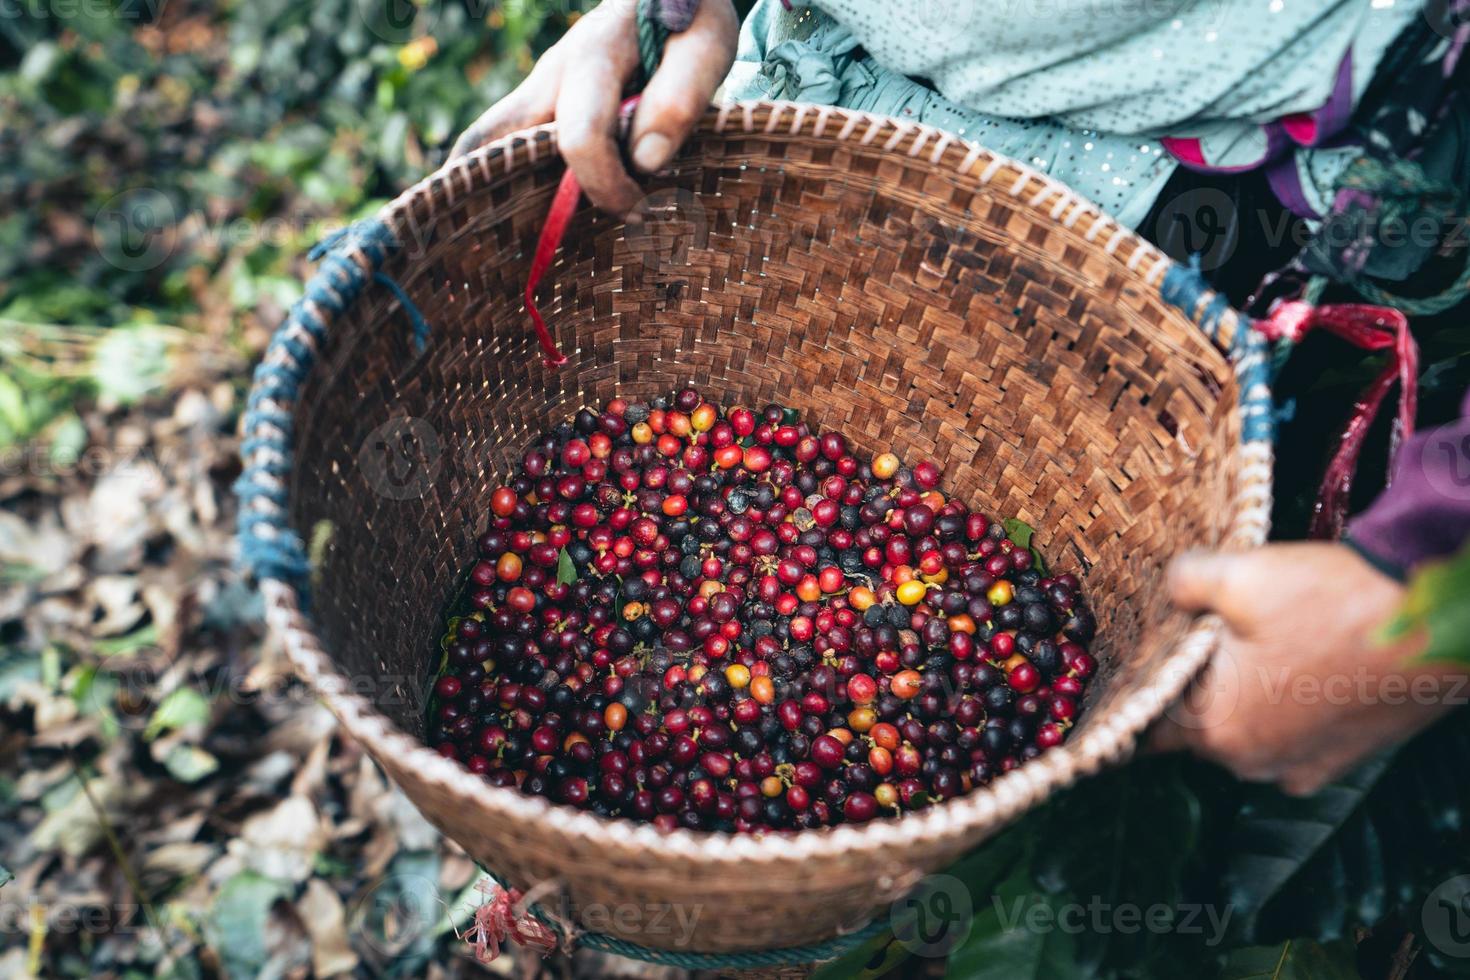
top-left (246, 101), bottom-right (1272, 953)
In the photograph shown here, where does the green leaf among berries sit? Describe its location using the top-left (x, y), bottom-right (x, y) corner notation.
top-left (556, 547), bottom-right (577, 586)
top-left (1003, 517), bottom-right (1049, 574)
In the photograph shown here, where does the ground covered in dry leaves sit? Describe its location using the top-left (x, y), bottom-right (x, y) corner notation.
top-left (0, 370), bottom-right (703, 979)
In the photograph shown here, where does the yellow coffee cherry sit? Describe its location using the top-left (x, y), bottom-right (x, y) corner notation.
top-left (897, 580), bottom-right (928, 606)
top-left (725, 663), bottom-right (751, 689)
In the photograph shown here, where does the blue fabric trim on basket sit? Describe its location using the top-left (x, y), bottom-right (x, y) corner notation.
top-left (1159, 257), bottom-right (1276, 445)
top-left (310, 225), bottom-right (431, 352)
top-left (475, 865), bottom-right (890, 969)
top-left (234, 217), bottom-right (421, 590)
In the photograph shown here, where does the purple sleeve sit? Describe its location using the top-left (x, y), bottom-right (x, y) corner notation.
top-left (651, 0), bottom-right (701, 31)
top-left (1347, 388), bottom-right (1470, 576)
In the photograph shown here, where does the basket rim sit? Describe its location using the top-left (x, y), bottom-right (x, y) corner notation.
top-left (246, 100), bottom-right (1274, 871)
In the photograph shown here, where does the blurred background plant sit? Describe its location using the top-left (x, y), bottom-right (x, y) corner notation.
top-left (0, 0), bottom-right (582, 451)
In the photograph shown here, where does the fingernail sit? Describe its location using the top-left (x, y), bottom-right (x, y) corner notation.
top-left (632, 132), bottom-right (672, 173)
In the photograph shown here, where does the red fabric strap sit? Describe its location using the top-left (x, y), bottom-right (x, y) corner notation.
top-left (523, 168), bottom-right (581, 368)
top-left (524, 96), bottom-right (642, 369)
top-left (1256, 301), bottom-right (1419, 540)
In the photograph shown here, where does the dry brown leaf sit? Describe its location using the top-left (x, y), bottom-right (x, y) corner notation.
top-left (290, 735), bottom-right (332, 800)
top-left (142, 841), bottom-right (218, 881)
top-left (229, 795), bottom-right (327, 884)
top-left (88, 574), bottom-right (145, 637)
top-left (297, 878), bottom-right (359, 977)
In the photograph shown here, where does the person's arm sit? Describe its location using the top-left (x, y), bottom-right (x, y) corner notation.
top-left (1152, 390), bottom-right (1470, 795)
top-left (449, 0), bottom-right (738, 215)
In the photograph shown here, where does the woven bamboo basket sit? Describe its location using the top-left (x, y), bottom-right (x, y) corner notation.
top-left (237, 101), bottom-right (1274, 960)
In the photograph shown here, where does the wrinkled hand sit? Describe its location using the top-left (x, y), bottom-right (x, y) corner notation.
top-left (449, 0), bottom-right (739, 215)
top-left (1149, 542), bottom-right (1461, 796)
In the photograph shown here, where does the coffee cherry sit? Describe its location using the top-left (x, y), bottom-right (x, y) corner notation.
top-left (811, 734), bottom-right (846, 769)
top-left (490, 486), bottom-right (518, 518)
top-left (1036, 723), bottom-right (1064, 749)
top-left (889, 669), bottom-right (922, 701)
top-left (844, 792), bottom-right (878, 822)
top-left (912, 460), bottom-right (941, 490)
top-left (1048, 695), bottom-right (1077, 722)
top-left (896, 581), bottom-right (927, 606)
top-left (847, 673), bottom-right (878, 704)
top-left (1008, 662), bottom-right (1040, 693)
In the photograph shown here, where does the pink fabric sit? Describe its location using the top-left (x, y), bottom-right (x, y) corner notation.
top-left (1281, 112), bottom-right (1319, 145)
top-left (1161, 50), bottom-right (1354, 212)
top-left (1163, 125), bottom-right (1290, 174)
top-left (1160, 136), bottom-right (1207, 167)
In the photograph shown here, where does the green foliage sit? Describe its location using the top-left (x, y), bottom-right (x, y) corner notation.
top-left (916, 713), bottom-right (1470, 978)
top-left (1216, 710), bottom-right (1470, 947)
top-left (1384, 538), bottom-right (1470, 666)
top-left (1216, 939), bottom-right (1359, 979)
top-left (205, 871), bottom-right (294, 978)
top-left (92, 622), bottom-right (160, 656)
top-left (1, 0), bottom-right (583, 437)
top-left (557, 546), bottom-right (578, 585)
top-left (143, 687), bottom-right (212, 740)
top-left (0, 317), bottom-right (185, 448)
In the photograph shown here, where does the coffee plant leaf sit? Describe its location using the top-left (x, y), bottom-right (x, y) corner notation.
top-left (556, 547), bottom-right (577, 586)
top-left (809, 933), bottom-right (909, 980)
top-left (1001, 518), bottom-right (1048, 574)
top-left (1215, 938), bottom-right (1358, 980)
top-left (1383, 540), bottom-right (1470, 667)
top-left (1218, 710), bottom-right (1470, 944)
top-left (1218, 756), bottom-right (1391, 943)
top-left (813, 822), bottom-right (1032, 980)
top-left (947, 820), bottom-right (1030, 894)
top-left (1031, 757), bottom-right (1202, 967)
top-left (948, 861), bottom-right (1094, 980)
